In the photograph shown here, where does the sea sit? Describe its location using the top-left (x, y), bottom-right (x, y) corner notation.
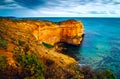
top-left (19, 17), bottom-right (120, 78)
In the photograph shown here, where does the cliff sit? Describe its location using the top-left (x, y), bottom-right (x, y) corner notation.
top-left (0, 18), bottom-right (84, 79)
top-left (60, 20), bottom-right (84, 45)
top-left (32, 20), bottom-right (84, 45)
top-left (0, 18), bottom-right (84, 66)
top-left (32, 21), bottom-right (61, 45)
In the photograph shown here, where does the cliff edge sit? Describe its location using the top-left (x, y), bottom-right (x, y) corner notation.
top-left (32, 20), bottom-right (84, 45)
top-left (60, 20), bottom-right (84, 45)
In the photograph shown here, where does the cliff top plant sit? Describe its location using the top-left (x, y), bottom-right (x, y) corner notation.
top-left (0, 36), bottom-right (8, 49)
top-left (12, 46), bottom-right (45, 79)
top-left (42, 42), bottom-right (54, 49)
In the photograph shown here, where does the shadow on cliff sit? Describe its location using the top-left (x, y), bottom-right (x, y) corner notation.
top-left (56, 35), bottom-right (84, 61)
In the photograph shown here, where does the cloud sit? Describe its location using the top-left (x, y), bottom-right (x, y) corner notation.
top-left (0, 0), bottom-right (23, 9)
top-left (14, 0), bottom-right (45, 9)
top-left (0, 0), bottom-right (120, 17)
top-left (36, 0), bottom-right (120, 14)
top-left (0, 0), bottom-right (13, 5)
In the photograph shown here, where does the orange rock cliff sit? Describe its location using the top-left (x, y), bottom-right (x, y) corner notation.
top-left (0, 18), bottom-right (84, 46)
top-left (33, 20), bottom-right (84, 45)
top-left (0, 19), bottom-right (83, 67)
top-left (0, 18), bottom-right (85, 79)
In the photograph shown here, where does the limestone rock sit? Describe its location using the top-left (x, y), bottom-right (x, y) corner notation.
top-left (32, 20), bottom-right (84, 45)
top-left (60, 20), bottom-right (84, 45)
top-left (32, 22), bottom-right (61, 45)
top-left (0, 18), bottom-right (84, 46)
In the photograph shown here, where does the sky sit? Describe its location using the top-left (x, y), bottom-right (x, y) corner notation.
top-left (0, 0), bottom-right (120, 17)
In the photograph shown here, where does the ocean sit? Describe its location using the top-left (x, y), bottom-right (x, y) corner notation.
top-left (20, 17), bottom-right (120, 77)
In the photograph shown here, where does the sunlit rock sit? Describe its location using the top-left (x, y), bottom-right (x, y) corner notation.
top-left (33, 20), bottom-right (84, 45)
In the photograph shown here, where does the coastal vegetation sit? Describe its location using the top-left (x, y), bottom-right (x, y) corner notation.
top-left (42, 42), bottom-right (54, 48)
top-left (0, 18), bottom-right (117, 79)
top-left (0, 36), bottom-right (8, 49)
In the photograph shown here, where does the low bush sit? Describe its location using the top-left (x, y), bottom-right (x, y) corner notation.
top-left (13, 46), bottom-right (45, 79)
top-left (92, 69), bottom-right (117, 79)
top-left (42, 42), bottom-right (53, 48)
top-left (0, 55), bottom-right (7, 71)
top-left (80, 66), bottom-right (117, 79)
top-left (0, 55), bottom-right (19, 79)
top-left (0, 36), bottom-right (8, 49)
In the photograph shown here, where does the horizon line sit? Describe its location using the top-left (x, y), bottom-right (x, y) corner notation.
top-left (1, 16), bottom-right (120, 18)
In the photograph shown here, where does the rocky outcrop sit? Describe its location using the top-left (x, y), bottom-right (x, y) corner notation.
top-left (0, 18), bottom-right (84, 45)
top-left (32, 22), bottom-right (61, 45)
top-left (33, 20), bottom-right (84, 45)
top-left (60, 20), bottom-right (84, 45)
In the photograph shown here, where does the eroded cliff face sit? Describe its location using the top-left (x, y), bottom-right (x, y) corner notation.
top-left (60, 20), bottom-right (84, 45)
top-left (0, 19), bottom-right (84, 46)
top-left (32, 20), bottom-right (84, 45)
top-left (32, 22), bottom-right (61, 45)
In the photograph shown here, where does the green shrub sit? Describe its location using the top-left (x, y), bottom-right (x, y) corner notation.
top-left (42, 42), bottom-right (53, 48)
top-left (18, 40), bottom-right (25, 46)
top-left (0, 55), bottom-right (7, 78)
top-left (80, 66), bottom-right (117, 79)
top-left (13, 46), bottom-right (45, 79)
top-left (0, 55), bottom-right (7, 71)
top-left (0, 54), bottom-right (21, 79)
top-left (0, 37), bottom-right (8, 49)
top-left (101, 69), bottom-right (117, 79)
top-left (92, 69), bottom-right (117, 79)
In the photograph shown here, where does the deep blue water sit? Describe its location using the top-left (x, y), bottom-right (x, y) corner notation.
top-left (20, 17), bottom-right (120, 77)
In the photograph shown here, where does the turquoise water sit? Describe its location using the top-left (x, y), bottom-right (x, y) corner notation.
top-left (80, 18), bottom-right (120, 77)
top-left (21, 17), bottom-right (120, 77)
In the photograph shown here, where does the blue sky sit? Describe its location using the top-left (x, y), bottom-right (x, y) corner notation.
top-left (0, 0), bottom-right (120, 17)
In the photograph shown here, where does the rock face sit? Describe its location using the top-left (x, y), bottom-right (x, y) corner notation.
top-left (60, 20), bottom-right (84, 45)
top-left (0, 18), bottom-right (84, 46)
top-left (33, 20), bottom-right (84, 45)
top-left (32, 21), bottom-right (61, 45)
